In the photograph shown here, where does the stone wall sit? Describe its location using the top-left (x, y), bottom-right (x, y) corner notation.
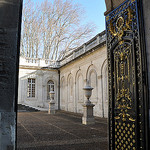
top-left (18, 31), bottom-right (108, 118)
top-left (0, 0), bottom-right (22, 149)
top-left (142, 0), bottom-right (150, 136)
top-left (18, 61), bottom-right (59, 109)
top-left (60, 46), bottom-right (108, 117)
top-left (105, 0), bottom-right (126, 15)
top-left (143, 0), bottom-right (150, 109)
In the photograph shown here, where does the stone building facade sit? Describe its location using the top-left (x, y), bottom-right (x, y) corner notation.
top-left (18, 31), bottom-right (108, 117)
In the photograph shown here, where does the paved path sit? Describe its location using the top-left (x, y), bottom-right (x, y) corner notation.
top-left (17, 111), bottom-right (108, 150)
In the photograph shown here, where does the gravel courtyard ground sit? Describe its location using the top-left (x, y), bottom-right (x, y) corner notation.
top-left (17, 111), bottom-right (108, 150)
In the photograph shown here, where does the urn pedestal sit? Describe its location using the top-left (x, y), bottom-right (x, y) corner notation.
top-left (48, 100), bottom-right (55, 114)
top-left (82, 83), bottom-right (95, 125)
top-left (48, 90), bottom-right (55, 114)
top-left (82, 103), bottom-right (95, 125)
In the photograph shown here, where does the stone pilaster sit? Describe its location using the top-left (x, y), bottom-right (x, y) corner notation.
top-left (0, 0), bottom-right (22, 149)
top-left (36, 70), bottom-right (44, 107)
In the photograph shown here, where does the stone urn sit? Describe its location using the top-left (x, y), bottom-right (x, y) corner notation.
top-left (82, 83), bottom-right (95, 125)
top-left (83, 84), bottom-right (93, 104)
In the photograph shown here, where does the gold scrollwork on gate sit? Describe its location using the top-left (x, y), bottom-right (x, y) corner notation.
top-left (106, 0), bottom-right (141, 149)
top-left (114, 42), bottom-right (135, 122)
top-left (110, 6), bottom-right (133, 40)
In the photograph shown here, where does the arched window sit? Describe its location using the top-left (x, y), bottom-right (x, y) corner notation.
top-left (47, 80), bottom-right (54, 100)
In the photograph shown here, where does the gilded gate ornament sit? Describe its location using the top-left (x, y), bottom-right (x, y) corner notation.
top-left (110, 7), bottom-right (133, 40)
top-left (106, 0), bottom-right (147, 149)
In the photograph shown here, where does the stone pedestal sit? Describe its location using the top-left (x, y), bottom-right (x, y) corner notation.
top-left (48, 101), bottom-right (55, 114)
top-left (82, 103), bottom-right (95, 125)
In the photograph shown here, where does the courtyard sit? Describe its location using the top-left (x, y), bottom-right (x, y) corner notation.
top-left (17, 111), bottom-right (108, 150)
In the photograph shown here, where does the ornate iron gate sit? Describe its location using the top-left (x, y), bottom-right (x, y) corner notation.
top-left (106, 0), bottom-right (149, 149)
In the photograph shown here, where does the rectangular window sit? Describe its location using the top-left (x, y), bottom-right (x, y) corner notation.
top-left (27, 78), bottom-right (35, 98)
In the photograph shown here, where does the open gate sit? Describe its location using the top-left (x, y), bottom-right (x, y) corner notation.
top-left (106, 0), bottom-right (149, 149)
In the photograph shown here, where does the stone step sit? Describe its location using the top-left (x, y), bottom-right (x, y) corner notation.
top-left (17, 104), bottom-right (40, 112)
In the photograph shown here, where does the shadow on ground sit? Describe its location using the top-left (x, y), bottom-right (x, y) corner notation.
top-left (17, 111), bottom-right (108, 150)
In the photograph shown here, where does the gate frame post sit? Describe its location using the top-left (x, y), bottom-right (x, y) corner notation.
top-left (0, 0), bottom-right (23, 149)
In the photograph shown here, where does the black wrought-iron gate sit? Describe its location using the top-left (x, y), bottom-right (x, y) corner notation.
top-left (106, 0), bottom-right (149, 149)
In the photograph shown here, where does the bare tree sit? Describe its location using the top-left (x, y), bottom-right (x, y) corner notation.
top-left (21, 0), bottom-right (96, 60)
